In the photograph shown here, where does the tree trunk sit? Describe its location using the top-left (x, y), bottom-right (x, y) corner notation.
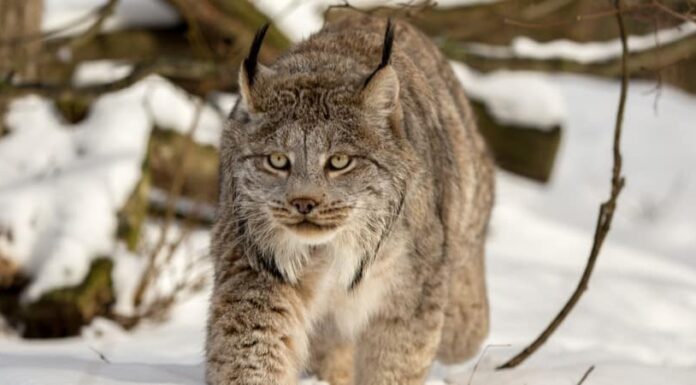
top-left (0, 0), bottom-right (42, 79)
top-left (0, 0), bottom-right (42, 137)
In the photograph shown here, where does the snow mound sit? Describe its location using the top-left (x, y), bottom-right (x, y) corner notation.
top-left (452, 63), bottom-right (566, 129)
top-left (0, 89), bottom-right (150, 300)
top-left (72, 60), bottom-right (133, 86)
top-left (0, 75), bottom-right (226, 300)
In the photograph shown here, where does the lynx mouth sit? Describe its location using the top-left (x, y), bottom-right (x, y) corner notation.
top-left (285, 219), bottom-right (340, 243)
top-left (288, 219), bottom-right (338, 231)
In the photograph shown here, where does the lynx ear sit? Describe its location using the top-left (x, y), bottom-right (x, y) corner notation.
top-left (239, 23), bottom-right (273, 112)
top-left (361, 19), bottom-right (400, 126)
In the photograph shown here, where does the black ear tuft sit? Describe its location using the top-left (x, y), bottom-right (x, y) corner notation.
top-left (363, 18), bottom-right (394, 87)
top-left (364, 18), bottom-right (395, 88)
top-left (379, 18), bottom-right (395, 70)
top-left (243, 23), bottom-right (271, 87)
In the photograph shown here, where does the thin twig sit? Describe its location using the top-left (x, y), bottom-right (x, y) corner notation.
top-left (504, 1), bottom-right (695, 30)
top-left (576, 365), bottom-right (595, 385)
top-left (0, 0), bottom-right (118, 46)
top-left (650, 0), bottom-right (696, 23)
top-left (467, 344), bottom-right (511, 385)
top-left (1, 59), bottom-right (224, 98)
top-left (67, 0), bottom-right (119, 51)
top-left (504, 7), bottom-right (624, 29)
top-left (497, 0), bottom-right (629, 370)
top-left (132, 99), bottom-right (204, 308)
top-left (2, 0), bottom-right (118, 78)
top-left (88, 346), bottom-right (111, 364)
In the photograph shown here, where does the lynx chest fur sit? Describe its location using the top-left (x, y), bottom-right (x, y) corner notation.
top-left (206, 9), bottom-right (494, 385)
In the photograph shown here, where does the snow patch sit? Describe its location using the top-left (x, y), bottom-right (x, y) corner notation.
top-left (451, 62), bottom-right (566, 129)
top-left (0, 89), bottom-right (150, 300)
top-left (466, 22), bottom-right (696, 64)
top-left (72, 60), bottom-right (133, 86)
top-left (255, 0), bottom-right (500, 42)
top-left (0, 75), bottom-right (224, 300)
top-left (145, 79), bottom-right (226, 147)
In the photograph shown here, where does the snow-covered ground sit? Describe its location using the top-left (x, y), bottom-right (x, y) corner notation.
top-left (2, 72), bottom-right (695, 384)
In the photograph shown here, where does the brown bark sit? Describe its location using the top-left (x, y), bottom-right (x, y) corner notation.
top-left (0, 0), bottom-right (43, 79)
top-left (0, 258), bottom-right (114, 339)
top-left (443, 30), bottom-right (696, 80)
top-left (368, 0), bottom-right (684, 45)
top-left (164, 0), bottom-right (289, 62)
top-left (471, 100), bottom-right (561, 183)
top-left (358, 0), bottom-right (696, 95)
top-left (0, 0), bottom-right (42, 137)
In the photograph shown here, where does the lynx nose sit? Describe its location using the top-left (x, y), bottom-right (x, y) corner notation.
top-left (291, 198), bottom-right (317, 215)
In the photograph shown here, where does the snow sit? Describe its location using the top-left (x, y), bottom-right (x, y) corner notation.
top-left (0, 89), bottom-right (151, 300)
top-left (2, 72), bottom-right (696, 383)
top-left (465, 22), bottom-right (696, 64)
top-left (144, 79), bottom-right (228, 148)
top-left (254, 0), bottom-right (500, 41)
top-left (72, 60), bottom-right (133, 86)
top-left (0, 74), bottom-right (225, 301)
top-left (452, 63), bottom-right (565, 129)
top-left (72, 59), bottom-right (234, 146)
top-left (108, 219), bottom-right (212, 317)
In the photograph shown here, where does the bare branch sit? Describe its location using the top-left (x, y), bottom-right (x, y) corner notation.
top-left (0, 59), bottom-right (225, 99)
top-left (466, 344), bottom-right (511, 385)
top-left (503, 1), bottom-right (695, 30)
top-left (496, 0), bottom-right (629, 370)
top-left (650, 0), bottom-right (696, 24)
top-left (132, 99), bottom-right (205, 308)
top-left (67, 0), bottom-right (119, 51)
top-left (0, 0), bottom-right (118, 46)
top-left (576, 365), bottom-right (596, 385)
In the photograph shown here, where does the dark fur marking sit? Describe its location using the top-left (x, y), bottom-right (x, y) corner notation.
top-left (243, 23), bottom-right (270, 87)
top-left (348, 257), bottom-right (367, 291)
top-left (257, 250), bottom-right (286, 281)
top-left (363, 18), bottom-right (395, 88)
top-left (235, 216), bottom-right (287, 282)
top-left (270, 305), bottom-right (290, 316)
top-left (351, 181), bottom-right (407, 290)
top-left (240, 339), bottom-right (259, 349)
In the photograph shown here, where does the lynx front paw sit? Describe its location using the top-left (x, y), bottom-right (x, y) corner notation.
top-left (310, 342), bottom-right (354, 385)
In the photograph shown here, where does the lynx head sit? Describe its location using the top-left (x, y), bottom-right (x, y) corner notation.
top-left (223, 21), bottom-right (413, 283)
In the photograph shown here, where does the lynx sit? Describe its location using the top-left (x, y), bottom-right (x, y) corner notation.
top-left (206, 9), bottom-right (494, 385)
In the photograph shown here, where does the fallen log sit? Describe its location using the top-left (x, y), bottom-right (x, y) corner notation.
top-left (442, 30), bottom-right (696, 82)
top-left (471, 100), bottom-right (561, 182)
top-left (0, 258), bottom-right (114, 338)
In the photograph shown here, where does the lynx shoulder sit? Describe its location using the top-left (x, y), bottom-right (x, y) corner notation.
top-left (207, 9), bottom-right (494, 385)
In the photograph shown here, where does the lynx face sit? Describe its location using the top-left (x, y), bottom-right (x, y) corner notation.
top-left (235, 113), bottom-right (389, 246)
top-left (226, 64), bottom-right (410, 281)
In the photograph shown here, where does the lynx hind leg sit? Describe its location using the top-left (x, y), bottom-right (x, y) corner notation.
top-left (308, 320), bottom-right (354, 385)
top-left (437, 245), bottom-right (489, 364)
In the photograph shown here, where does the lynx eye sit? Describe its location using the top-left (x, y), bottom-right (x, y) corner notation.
top-left (328, 154), bottom-right (351, 171)
top-left (267, 153), bottom-right (290, 170)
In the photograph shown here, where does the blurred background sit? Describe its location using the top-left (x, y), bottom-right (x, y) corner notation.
top-left (0, 1), bottom-right (694, 384)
